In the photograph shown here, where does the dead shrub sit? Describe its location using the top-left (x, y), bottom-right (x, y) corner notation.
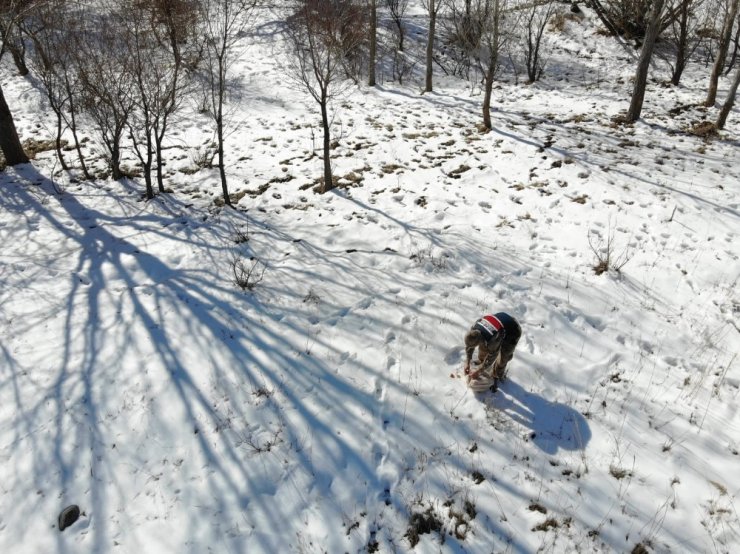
top-left (532, 517), bottom-right (560, 532)
top-left (689, 121), bottom-right (717, 138)
top-left (22, 138), bottom-right (66, 160)
top-left (231, 255), bottom-right (266, 291)
top-left (588, 225), bottom-right (633, 276)
top-left (405, 507), bottom-right (442, 547)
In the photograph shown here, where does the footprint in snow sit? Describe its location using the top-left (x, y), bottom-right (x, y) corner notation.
top-left (374, 379), bottom-right (386, 400)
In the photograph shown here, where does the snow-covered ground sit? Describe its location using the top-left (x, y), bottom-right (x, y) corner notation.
top-left (1, 5), bottom-right (739, 553)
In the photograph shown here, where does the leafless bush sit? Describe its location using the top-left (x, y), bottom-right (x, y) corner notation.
top-left (595, 0), bottom-right (656, 39)
top-left (232, 225), bottom-right (250, 244)
top-left (392, 49), bottom-right (416, 84)
top-left (231, 255), bottom-right (266, 290)
top-left (588, 225), bottom-right (633, 275)
top-left (410, 244), bottom-right (448, 271)
top-left (519, 0), bottom-right (556, 83)
top-left (443, 0), bottom-right (486, 79)
top-left (190, 143), bottom-right (218, 169)
top-left (302, 287), bottom-right (321, 304)
top-left (405, 506), bottom-right (443, 547)
top-left (242, 425), bottom-right (283, 455)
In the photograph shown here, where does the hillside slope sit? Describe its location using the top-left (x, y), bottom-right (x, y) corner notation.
top-left (1, 5), bottom-right (739, 553)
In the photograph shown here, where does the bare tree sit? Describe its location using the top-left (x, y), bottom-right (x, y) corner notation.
top-left (124, 2), bottom-right (161, 199)
top-left (197, 0), bottom-right (259, 207)
top-left (446, 0), bottom-right (485, 79)
top-left (716, 64), bottom-right (740, 128)
top-left (0, 0), bottom-right (30, 75)
top-left (0, 0), bottom-right (29, 165)
top-left (368, 0), bottom-right (377, 86)
top-left (150, 0), bottom-right (199, 194)
top-left (22, 0), bottom-right (92, 176)
top-left (705, 0), bottom-right (739, 106)
top-left (665, 0), bottom-right (707, 86)
top-left (284, 0), bottom-right (363, 192)
top-left (422, 0), bottom-right (443, 92)
top-left (76, 14), bottom-right (135, 181)
top-left (122, 0), bottom-right (196, 198)
top-left (624, 0), bottom-right (665, 122)
top-left (449, 0), bottom-right (508, 130)
top-left (24, 12), bottom-right (69, 170)
top-left (0, 83), bottom-right (28, 165)
top-left (726, 10), bottom-right (740, 72)
top-left (519, 0), bottom-right (555, 83)
top-left (385, 0), bottom-right (408, 51)
top-left (479, 0), bottom-right (507, 129)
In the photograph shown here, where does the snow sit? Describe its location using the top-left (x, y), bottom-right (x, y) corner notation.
top-left (1, 5), bottom-right (739, 553)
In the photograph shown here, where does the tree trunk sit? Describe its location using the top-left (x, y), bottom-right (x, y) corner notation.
top-left (216, 56), bottom-right (231, 207)
top-left (111, 140), bottom-right (123, 180)
top-left (671, 5), bottom-right (690, 86)
top-left (320, 91), bottom-right (333, 193)
top-left (425, 2), bottom-right (436, 93)
top-left (0, 83), bottom-right (29, 165)
top-left (589, 0), bottom-right (624, 40)
top-left (726, 19), bottom-right (740, 75)
top-left (482, 62), bottom-right (495, 130)
top-left (143, 131), bottom-right (154, 200)
top-left (706, 0), bottom-right (739, 106)
top-left (155, 133), bottom-right (166, 193)
top-left (9, 43), bottom-right (29, 76)
top-left (53, 108), bottom-right (69, 170)
top-left (716, 65), bottom-right (740, 129)
top-left (368, 0), bottom-right (376, 87)
top-left (217, 114), bottom-right (230, 206)
top-left (625, 0), bottom-right (664, 122)
top-left (61, 72), bottom-right (91, 179)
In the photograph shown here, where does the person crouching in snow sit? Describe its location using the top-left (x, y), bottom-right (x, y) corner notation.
top-left (464, 313), bottom-right (521, 392)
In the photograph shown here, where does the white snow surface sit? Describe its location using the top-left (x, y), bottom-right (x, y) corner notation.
top-left (1, 6), bottom-right (739, 553)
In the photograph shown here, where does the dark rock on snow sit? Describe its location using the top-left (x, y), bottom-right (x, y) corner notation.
top-left (58, 505), bottom-right (80, 531)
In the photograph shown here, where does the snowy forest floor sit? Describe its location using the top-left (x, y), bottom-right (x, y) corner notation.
top-left (1, 4), bottom-right (739, 553)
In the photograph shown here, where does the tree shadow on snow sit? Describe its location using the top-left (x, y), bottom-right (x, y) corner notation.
top-left (0, 164), bottom-right (535, 553)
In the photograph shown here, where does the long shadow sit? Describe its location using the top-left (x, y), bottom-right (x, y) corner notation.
top-left (478, 107), bottom-right (740, 220)
top-left (1, 166), bottom-right (536, 552)
top-left (488, 379), bottom-right (592, 455)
